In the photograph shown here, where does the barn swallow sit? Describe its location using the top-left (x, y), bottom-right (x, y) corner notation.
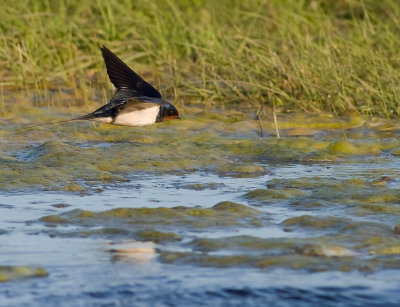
top-left (22, 46), bottom-right (180, 130)
top-left (80, 46), bottom-right (180, 126)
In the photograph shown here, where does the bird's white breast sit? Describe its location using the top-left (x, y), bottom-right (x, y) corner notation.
top-left (94, 106), bottom-right (160, 126)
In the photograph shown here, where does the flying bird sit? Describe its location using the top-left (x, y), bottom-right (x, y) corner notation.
top-left (23, 46), bottom-right (180, 129)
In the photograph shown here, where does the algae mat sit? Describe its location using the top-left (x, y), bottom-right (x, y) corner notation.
top-left (1, 111), bottom-right (400, 305)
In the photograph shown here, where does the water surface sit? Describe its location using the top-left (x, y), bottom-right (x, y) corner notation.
top-left (1, 111), bottom-right (400, 306)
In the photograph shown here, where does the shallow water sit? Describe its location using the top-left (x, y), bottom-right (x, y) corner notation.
top-left (1, 110), bottom-right (400, 306)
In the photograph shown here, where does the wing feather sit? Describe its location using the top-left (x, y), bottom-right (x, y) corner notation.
top-left (100, 46), bottom-right (162, 100)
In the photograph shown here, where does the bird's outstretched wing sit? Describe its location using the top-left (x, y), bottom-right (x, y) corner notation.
top-left (100, 46), bottom-right (161, 103)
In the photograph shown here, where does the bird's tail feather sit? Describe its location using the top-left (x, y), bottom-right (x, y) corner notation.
top-left (16, 116), bottom-right (90, 132)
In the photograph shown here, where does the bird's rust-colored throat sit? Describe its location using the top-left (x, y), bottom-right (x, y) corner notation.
top-left (164, 115), bottom-right (181, 122)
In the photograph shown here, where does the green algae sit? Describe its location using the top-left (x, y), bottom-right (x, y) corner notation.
top-left (261, 176), bottom-right (400, 213)
top-left (261, 137), bottom-right (330, 161)
top-left (160, 232), bottom-right (400, 271)
top-left (189, 235), bottom-right (294, 253)
top-left (267, 177), bottom-right (382, 192)
top-left (281, 215), bottom-right (347, 230)
top-left (1, 110), bottom-right (399, 191)
top-left (41, 215), bottom-right (70, 224)
top-left (2, 109), bottom-right (400, 276)
top-left (182, 182), bottom-right (225, 191)
top-left (215, 164), bottom-right (267, 178)
top-left (325, 140), bottom-right (366, 156)
top-left (1, 123), bottom-right (271, 191)
top-left (159, 249), bottom-right (373, 272)
top-left (40, 202), bottom-right (262, 230)
top-left (245, 188), bottom-right (307, 203)
top-left (393, 224), bottom-right (400, 234)
top-left (357, 235), bottom-right (400, 256)
top-left (294, 244), bottom-right (355, 257)
top-left (212, 201), bottom-right (260, 215)
top-left (136, 230), bottom-right (181, 243)
top-left (0, 266), bottom-right (48, 282)
top-left (283, 128), bottom-right (322, 137)
top-left (260, 137), bottom-right (386, 163)
top-left (36, 184), bottom-right (400, 272)
top-left (261, 138), bottom-right (386, 163)
top-left (325, 140), bottom-right (381, 156)
top-left (360, 204), bottom-right (400, 215)
top-left (392, 148), bottom-right (400, 156)
top-left (375, 245), bottom-right (400, 255)
top-left (301, 139), bottom-right (383, 161)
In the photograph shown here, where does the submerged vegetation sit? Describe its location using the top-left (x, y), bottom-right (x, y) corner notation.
top-left (0, 266), bottom-right (47, 282)
top-left (1, 0), bottom-right (400, 116)
top-left (1, 112), bottom-right (399, 191)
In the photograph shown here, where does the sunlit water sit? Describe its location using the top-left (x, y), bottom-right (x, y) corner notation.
top-left (1, 159), bottom-right (400, 306)
top-left (1, 110), bottom-right (400, 305)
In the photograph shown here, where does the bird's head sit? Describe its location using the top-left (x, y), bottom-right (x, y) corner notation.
top-left (157, 102), bottom-right (181, 122)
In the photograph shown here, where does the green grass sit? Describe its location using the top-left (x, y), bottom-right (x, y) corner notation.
top-left (1, 0), bottom-right (400, 116)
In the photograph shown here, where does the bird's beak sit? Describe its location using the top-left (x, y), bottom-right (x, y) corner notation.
top-left (176, 116), bottom-right (181, 120)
